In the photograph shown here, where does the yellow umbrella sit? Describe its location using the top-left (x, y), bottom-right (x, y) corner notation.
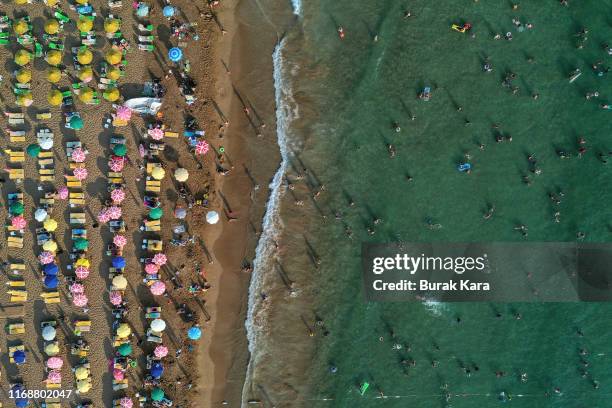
top-left (151, 166), bottom-right (165, 180)
top-left (16, 93), bottom-right (33, 107)
top-left (14, 50), bottom-right (31, 66)
top-left (44, 0), bottom-right (59, 6)
top-left (15, 0), bottom-right (28, 4)
top-left (76, 379), bottom-right (91, 393)
top-left (75, 0), bottom-right (88, 4)
top-left (76, 17), bottom-right (93, 33)
top-left (75, 366), bottom-right (89, 380)
top-left (47, 90), bottom-right (63, 106)
top-left (13, 20), bottom-right (28, 36)
top-left (104, 18), bottom-right (120, 33)
top-left (77, 49), bottom-right (93, 65)
top-left (107, 66), bottom-right (121, 80)
top-left (47, 67), bottom-right (62, 83)
top-left (15, 69), bottom-right (31, 84)
top-left (79, 88), bottom-right (94, 103)
top-left (43, 218), bottom-right (58, 232)
top-left (103, 87), bottom-right (120, 102)
top-left (116, 323), bottom-right (131, 338)
top-left (78, 66), bottom-right (93, 83)
top-left (75, 258), bottom-right (90, 268)
top-left (42, 240), bottom-right (58, 252)
top-left (46, 50), bottom-right (62, 66)
top-left (44, 343), bottom-right (59, 356)
top-left (112, 275), bottom-right (127, 289)
top-left (174, 168), bottom-right (189, 182)
top-left (105, 48), bottom-right (122, 65)
top-left (44, 19), bottom-right (60, 35)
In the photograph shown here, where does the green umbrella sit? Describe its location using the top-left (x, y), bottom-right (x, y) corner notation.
top-left (149, 207), bottom-right (163, 220)
top-left (113, 144), bottom-right (127, 156)
top-left (69, 115), bottom-right (84, 130)
top-left (118, 343), bottom-right (132, 356)
top-left (151, 388), bottom-right (164, 401)
top-left (74, 238), bottom-right (89, 250)
top-left (26, 143), bottom-right (41, 157)
top-left (10, 202), bottom-right (24, 215)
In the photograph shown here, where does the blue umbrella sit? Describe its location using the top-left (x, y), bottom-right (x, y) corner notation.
top-left (44, 275), bottom-right (58, 289)
top-left (187, 326), bottom-right (201, 340)
top-left (44, 263), bottom-right (59, 275)
top-left (150, 362), bottom-right (164, 379)
top-left (14, 350), bottom-right (26, 365)
top-left (168, 47), bottom-right (183, 62)
top-left (112, 256), bottom-right (126, 268)
top-left (162, 5), bottom-right (175, 17)
top-left (16, 398), bottom-right (29, 408)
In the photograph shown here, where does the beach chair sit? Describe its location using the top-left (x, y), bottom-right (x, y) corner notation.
top-left (65, 174), bottom-right (82, 188)
top-left (142, 239), bottom-right (163, 251)
top-left (7, 168), bottom-right (25, 183)
top-left (41, 192), bottom-right (56, 209)
top-left (70, 212), bottom-right (86, 225)
top-left (7, 236), bottom-right (24, 249)
top-left (36, 112), bottom-right (52, 120)
top-left (145, 307), bottom-right (161, 319)
top-left (164, 131), bottom-right (179, 138)
top-left (69, 192), bottom-right (85, 207)
top-left (112, 379), bottom-right (128, 391)
top-left (72, 228), bottom-right (87, 240)
top-left (109, 220), bottom-right (126, 233)
top-left (4, 111), bottom-right (25, 125)
top-left (145, 180), bottom-right (161, 193)
top-left (108, 171), bottom-right (124, 184)
top-left (7, 321), bottom-right (25, 334)
top-left (8, 130), bottom-right (26, 143)
top-left (41, 399), bottom-right (61, 407)
top-left (5, 149), bottom-right (25, 163)
top-left (9, 263), bottom-right (25, 276)
top-left (71, 341), bottom-right (89, 357)
top-left (143, 219), bottom-right (161, 232)
top-left (7, 279), bottom-right (25, 288)
top-left (9, 344), bottom-right (25, 363)
top-left (74, 320), bottom-right (91, 335)
top-left (41, 291), bottom-right (60, 304)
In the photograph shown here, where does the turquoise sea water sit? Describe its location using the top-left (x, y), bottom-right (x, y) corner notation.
top-left (247, 0), bottom-right (612, 407)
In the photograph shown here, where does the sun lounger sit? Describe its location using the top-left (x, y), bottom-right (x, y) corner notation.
top-left (7, 236), bottom-right (24, 249)
top-left (9, 263), bottom-right (25, 276)
top-left (7, 279), bottom-right (25, 287)
top-left (8, 288), bottom-right (27, 302)
top-left (112, 379), bottom-right (128, 391)
top-left (142, 239), bottom-right (163, 251)
top-left (72, 228), bottom-right (87, 240)
top-left (109, 220), bottom-right (126, 233)
top-left (5, 149), bottom-right (25, 163)
top-left (7, 130), bottom-right (25, 143)
top-left (145, 307), bottom-right (161, 319)
top-left (69, 192), bottom-right (85, 206)
top-left (164, 131), bottom-right (178, 138)
top-left (7, 168), bottom-right (24, 182)
top-left (41, 399), bottom-right (62, 407)
top-left (143, 219), bottom-right (161, 231)
top-left (145, 180), bottom-right (161, 193)
top-left (7, 321), bottom-right (25, 334)
top-left (9, 344), bottom-right (25, 363)
top-left (41, 291), bottom-right (60, 304)
top-left (36, 112), bottom-right (52, 120)
top-left (74, 320), bottom-right (91, 335)
top-left (70, 212), bottom-right (86, 225)
top-left (71, 342), bottom-right (89, 357)
top-left (65, 174), bottom-right (82, 188)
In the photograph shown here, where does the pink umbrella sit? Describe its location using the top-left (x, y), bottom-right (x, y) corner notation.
top-left (98, 209), bottom-right (111, 223)
top-left (46, 357), bottom-right (63, 369)
top-left (195, 140), bottom-right (209, 155)
top-left (47, 370), bottom-right (62, 383)
top-left (57, 186), bottom-right (69, 199)
top-left (154, 345), bottom-right (168, 358)
top-left (39, 251), bottom-right (55, 264)
top-left (150, 280), bottom-right (166, 295)
top-left (109, 156), bottom-right (125, 172)
top-left (75, 266), bottom-right (90, 280)
top-left (111, 188), bottom-right (126, 203)
top-left (148, 128), bottom-right (164, 140)
top-left (116, 106), bottom-right (132, 121)
top-left (70, 283), bottom-right (85, 294)
top-left (71, 147), bottom-right (86, 163)
top-left (152, 253), bottom-right (167, 266)
top-left (113, 368), bottom-right (125, 381)
top-left (72, 293), bottom-right (88, 307)
top-left (119, 396), bottom-right (133, 408)
top-left (107, 206), bottom-right (122, 220)
top-left (109, 290), bottom-right (123, 305)
top-left (73, 167), bottom-right (88, 180)
top-left (113, 235), bottom-right (127, 248)
top-left (11, 216), bottom-right (27, 229)
top-left (144, 263), bottom-right (159, 275)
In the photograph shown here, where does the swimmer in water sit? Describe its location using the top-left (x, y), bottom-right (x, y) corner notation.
top-left (337, 26), bottom-right (345, 40)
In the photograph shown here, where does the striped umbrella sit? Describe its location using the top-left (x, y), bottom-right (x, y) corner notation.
top-left (195, 140), bottom-right (209, 155)
top-left (71, 147), bottom-right (86, 163)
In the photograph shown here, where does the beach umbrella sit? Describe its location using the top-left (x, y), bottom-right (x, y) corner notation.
top-left (77, 17), bottom-right (93, 33)
top-left (15, 398), bottom-right (28, 408)
top-left (150, 318), bottom-right (166, 332)
top-left (77, 48), bottom-right (93, 65)
top-left (148, 127), bottom-right (164, 140)
top-left (103, 87), bottom-right (120, 102)
top-left (78, 66), bottom-right (94, 83)
top-left (111, 188), bottom-right (125, 204)
top-left (119, 396), bottom-right (133, 408)
top-left (108, 66), bottom-right (122, 80)
top-left (14, 350), bottom-right (26, 365)
top-left (150, 362), bottom-right (164, 379)
top-left (195, 140), bottom-right (210, 155)
top-left (74, 238), bottom-right (89, 251)
top-left (97, 209), bottom-right (110, 223)
top-left (113, 144), bottom-right (127, 156)
top-left (145, 263), bottom-right (159, 275)
top-left (109, 290), bottom-right (123, 305)
top-left (69, 115), bottom-right (84, 130)
top-left (42, 240), bottom-right (58, 253)
top-left (79, 88), bottom-right (94, 103)
top-left (44, 217), bottom-right (58, 231)
top-left (75, 366), bottom-right (89, 380)
top-left (47, 370), bottom-right (61, 383)
top-left (187, 326), bottom-right (202, 340)
top-left (154, 345), bottom-right (168, 358)
top-left (10, 202), bottom-right (24, 215)
top-left (206, 211), bottom-right (220, 225)
top-left (39, 252), bottom-right (54, 264)
top-left (72, 293), bottom-right (88, 307)
top-left (168, 47), bottom-right (183, 62)
top-left (70, 282), bottom-right (85, 294)
top-left (106, 48), bottom-right (122, 65)
top-left (109, 158), bottom-right (125, 172)
top-left (45, 343), bottom-right (60, 356)
top-left (35, 208), bottom-right (48, 222)
top-left (117, 343), bottom-right (132, 356)
top-left (15, 0), bottom-right (27, 4)
top-left (151, 388), bottom-right (164, 402)
top-left (42, 325), bottom-right (56, 341)
top-left (39, 136), bottom-right (54, 150)
top-left (113, 368), bottom-right (124, 381)
top-left (14, 50), bottom-right (31, 66)
top-left (75, 258), bottom-right (90, 268)
top-left (112, 275), bottom-right (128, 290)
top-left (75, 266), bottom-right (90, 279)
top-left (27, 144), bottom-right (41, 158)
top-left (44, 19), bottom-right (60, 35)
top-left (76, 379), bottom-right (91, 393)
top-left (152, 253), bottom-right (167, 266)
top-left (174, 167), bottom-right (189, 182)
top-left (113, 234), bottom-right (127, 248)
top-left (44, 263), bottom-right (59, 275)
top-left (116, 105), bottom-right (132, 120)
top-left (44, 275), bottom-right (58, 289)
top-left (108, 206), bottom-right (122, 219)
top-left (11, 216), bottom-right (26, 229)
top-left (16, 93), bottom-right (33, 107)
top-left (112, 256), bottom-right (126, 268)
top-left (174, 207), bottom-right (187, 219)
top-left (14, 20), bottom-right (29, 35)
top-left (46, 50), bottom-right (62, 66)
top-left (104, 18), bottom-right (120, 33)
top-left (47, 356), bottom-right (63, 369)
top-left (47, 89), bottom-right (63, 106)
top-left (47, 67), bottom-right (62, 83)
top-left (150, 280), bottom-right (166, 295)
top-left (116, 323), bottom-right (131, 338)
top-left (16, 68), bottom-right (31, 84)
top-left (149, 207), bottom-right (163, 220)
top-left (151, 166), bottom-right (165, 180)
top-left (73, 167), bottom-right (88, 180)
top-left (163, 5), bottom-right (175, 17)
top-left (71, 147), bottom-right (87, 163)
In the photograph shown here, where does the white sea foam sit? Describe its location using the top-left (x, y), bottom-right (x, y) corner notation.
top-left (291, 0), bottom-right (302, 16)
top-left (422, 299), bottom-right (448, 317)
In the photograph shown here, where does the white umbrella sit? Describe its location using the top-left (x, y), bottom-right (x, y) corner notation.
top-left (174, 168), bottom-right (189, 182)
top-left (150, 318), bottom-right (166, 332)
top-left (39, 137), bottom-right (54, 150)
top-left (42, 325), bottom-right (56, 341)
top-left (35, 208), bottom-right (48, 222)
top-left (206, 211), bottom-right (219, 225)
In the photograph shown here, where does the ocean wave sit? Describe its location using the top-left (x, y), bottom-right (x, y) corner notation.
top-left (422, 299), bottom-right (449, 316)
top-left (291, 0), bottom-right (302, 16)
